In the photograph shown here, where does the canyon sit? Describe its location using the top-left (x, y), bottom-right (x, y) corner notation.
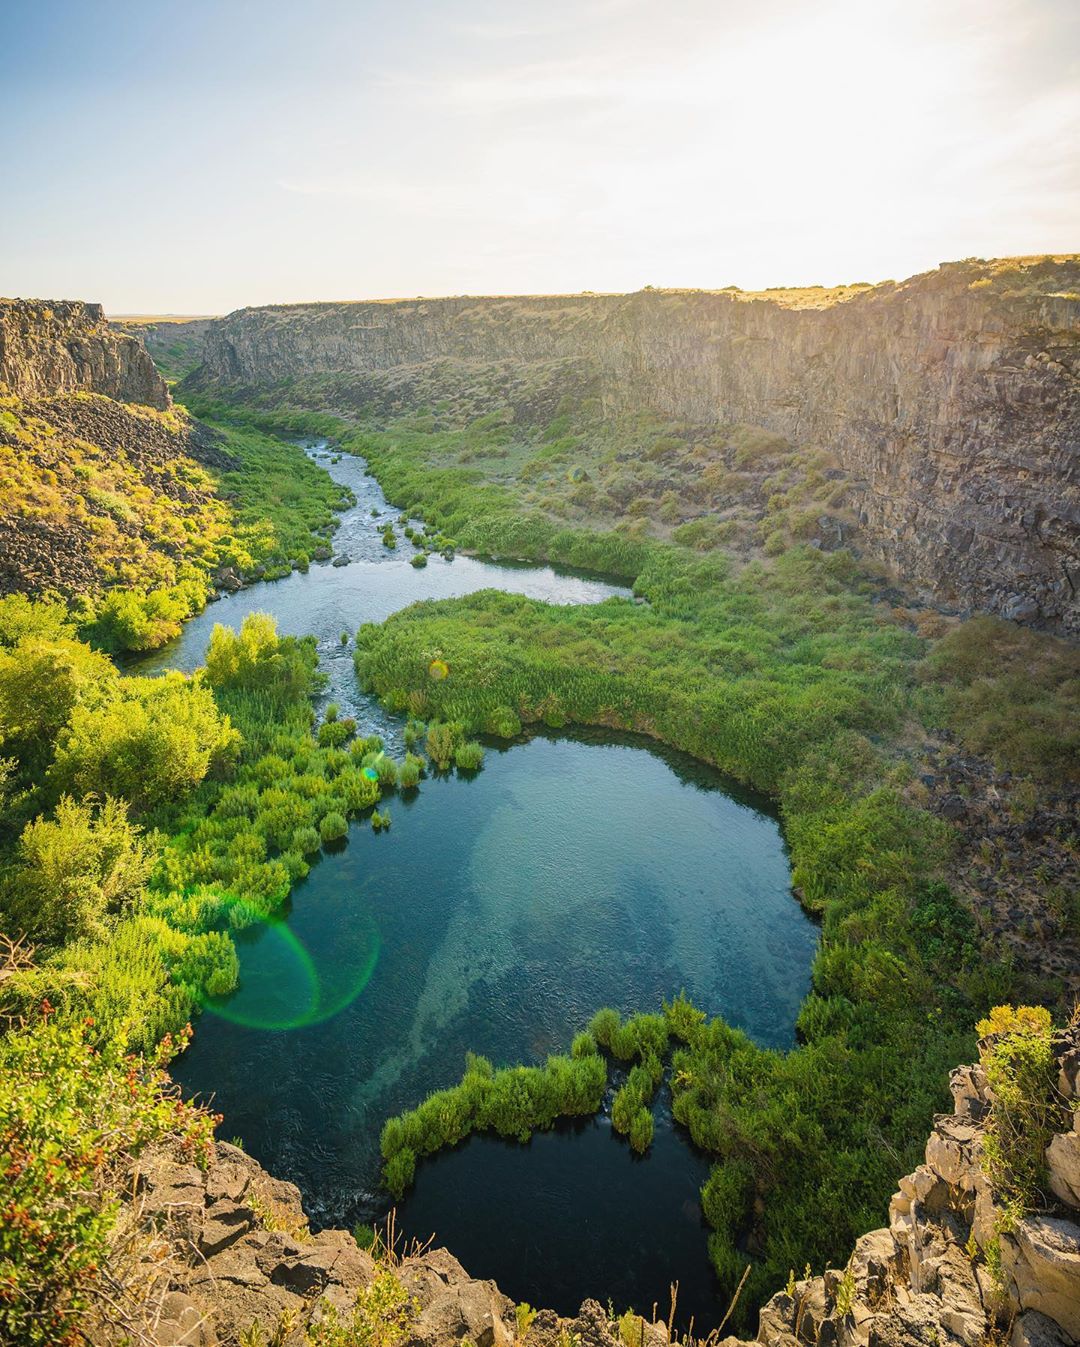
top-left (1, 280), bottom-right (1077, 1347)
top-left (189, 257), bottom-right (1080, 635)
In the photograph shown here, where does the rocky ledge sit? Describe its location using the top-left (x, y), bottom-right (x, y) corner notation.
top-left (0, 298), bottom-right (170, 408)
top-left (728, 1022), bottom-right (1080, 1347)
top-left (124, 1138), bottom-right (662, 1347)
top-left (118, 1027), bottom-right (1080, 1347)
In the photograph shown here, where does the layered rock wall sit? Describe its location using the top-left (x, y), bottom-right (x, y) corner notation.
top-left (193, 259), bottom-right (1080, 634)
top-left (0, 298), bottom-right (170, 408)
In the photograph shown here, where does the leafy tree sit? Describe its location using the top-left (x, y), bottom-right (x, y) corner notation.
top-left (50, 672), bottom-right (237, 814)
top-left (2, 796), bottom-right (153, 946)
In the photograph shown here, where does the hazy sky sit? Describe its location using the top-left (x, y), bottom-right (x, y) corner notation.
top-left (2, 0), bottom-right (1077, 313)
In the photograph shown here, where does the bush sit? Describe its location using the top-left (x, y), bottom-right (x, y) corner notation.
top-left (454, 741), bottom-right (484, 771)
top-left (2, 796), bottom-right (154, 946)
top-left (425, 721), bottom-right (458, 770)
top-left (319, 812), bottom-right (348, 843)
top-left (0, 1014), bottom-right (215, 1347)
top-left (977, 1005), bottom-right (1066, 1212)
top-left (628, 1106), bottom-right (654, 1153)
top-left (292, 825), bottom-right (322, 855)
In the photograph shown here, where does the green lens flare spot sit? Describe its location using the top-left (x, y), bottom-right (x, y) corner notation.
top-left (428, 658), bottom-right (449, 681)
top-left (199, 898), bottom-right (380, 1031)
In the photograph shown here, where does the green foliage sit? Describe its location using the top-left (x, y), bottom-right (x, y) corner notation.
top-left (206, 612), bottom-right (322, 706)
top-left (424, 721), bottom-right (460, 770)
top-left (2, 795), bottom-right (153, 946)
top-left (50, 671), bottom-right (237, 815)
top-left (305, 1269), bottom-right (414, 1347)
top-left (184, 404), bottom-right (351, 574)
top-left (380, 1048), bottom-right (608, 1197)
top-left (0, 1012), bottom-right (215, 1347)
top-left (352, 551), bottom-right (1007, 1312)
top-left (319, 812), bottom-right (348, 843)
top-left (976, 1005), bottom-right (1066, 1211)
top-left (628, 1107), bottom-right (654, 1153)
top-left (590, 1008), bottom-right (669, 1063)
top-left (920, 616), bottom-right (1080, 784)
top-left (453, 741), bottom-right (485, 771)
top-left (0, 613), bottom-right (237, 829)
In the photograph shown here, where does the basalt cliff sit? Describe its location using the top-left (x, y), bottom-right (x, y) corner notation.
top-left (188, 257), bottom-right (1080, 635)
top-left (0, 300), bottom-right (233, 603)
top-left (1, 297), bottom-right (170, 409)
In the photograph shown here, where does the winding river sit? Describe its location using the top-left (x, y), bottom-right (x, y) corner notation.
top-left (139, 442), bottom-right (818, 1329)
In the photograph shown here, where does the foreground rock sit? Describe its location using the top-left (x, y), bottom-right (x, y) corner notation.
top-left (725, 1024), bottom-right (1080, 1347)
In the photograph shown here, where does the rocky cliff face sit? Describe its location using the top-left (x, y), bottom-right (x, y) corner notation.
top-left (1, 298), bottom-right (170, 408)
top-left (733, 1021), bottom-right (1080, 1347)
top-left (192, 258), bottom-right (1080, 635)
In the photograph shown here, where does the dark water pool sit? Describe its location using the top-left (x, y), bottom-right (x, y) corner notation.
top-left (175, 731), bottom-right (816, 1329)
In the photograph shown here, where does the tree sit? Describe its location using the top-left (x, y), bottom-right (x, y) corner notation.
top-left (1, 796), bottom-right (154, 945)
top-left (0, 637), bottom-right (115, 776)
top-left (50, 672), bottom-right (238, 814)
top-left (205, 613), bottom-right (318, 702)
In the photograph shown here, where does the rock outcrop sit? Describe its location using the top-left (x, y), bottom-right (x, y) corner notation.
top-left (122, 1138), bottom-right (618, 1347)
top-left (724, 1023), bottom-right (1080, 1347)
top-left (190, 257), bottom-right (1080, 635)
top-left (1, 298), bottom-right (170, 408)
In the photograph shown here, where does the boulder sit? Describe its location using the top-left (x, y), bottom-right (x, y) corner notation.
top-left (199, 1199), bottom-right (257, 1257)
top-left (1004, 1216), bottom-right (1080, 1341)
top-left (925, 1116), bottom-right (981, 1190)
top-left (1047, 1131), bottom-right (1080, 1210)
top-left (269, 1231), bottom-right (375, 1297)
top-left (1010, 1310), bottom-right (1078, 1347)
top-left (152, 1290), bottom-right (216, 1346)
top-left (949, 1065), bottom-right (990, 1122)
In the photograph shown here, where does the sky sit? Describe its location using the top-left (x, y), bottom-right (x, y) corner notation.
top-left (2, 0), bottom-right (1077, 313)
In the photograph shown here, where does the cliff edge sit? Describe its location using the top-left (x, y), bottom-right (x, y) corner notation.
top-left (109, 1023), bottom-right (1080, 1347)
top-left (1, 298), bottom-right (170, 409)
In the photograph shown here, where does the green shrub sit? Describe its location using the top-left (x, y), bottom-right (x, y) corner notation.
top-left (319, 812), bottom-right (348, 843)
top-left (628, 1106), bottom-right (654, 1153)
top-left (0, 1014), bottom-right (215, 1347)
top-left (425, 721), bottom-right (458, 770)
top-left (454, 741), bottom-right (484, 771)
top-left (292, 825), bottom-right (322, 855)
top-left (2, 795), bottom-right (153, 947)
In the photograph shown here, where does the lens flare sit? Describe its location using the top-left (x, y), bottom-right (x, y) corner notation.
top-left (362, 766), bottom-right (380, 781)
top-left (428, 658), bottom-right (449, 681)
top-left (198, 899), bottom-right (381, 1031)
